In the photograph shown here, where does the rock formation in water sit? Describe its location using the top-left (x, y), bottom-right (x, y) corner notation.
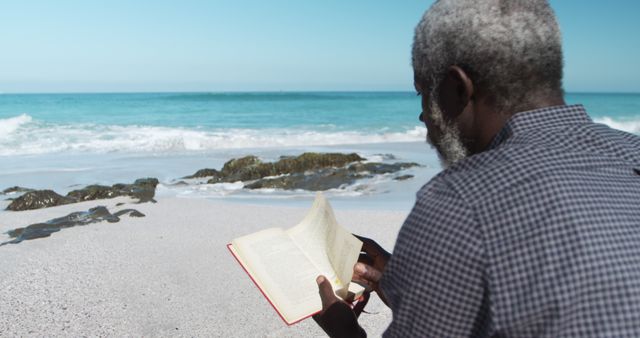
top-left (5, 190), bottom-right (76, 211)
top-left (6, 178), bottom-right (159, 211)
top-left (183, 169), bottom-right (220, 179)
top-left (205, 153), bottom-right (365, 183)
top-left (245, 161), bottom-right (418, 191)
top-left (67, 178), bottom-right (159, 203)
top-left (185, 152), bottom-right (418, 191)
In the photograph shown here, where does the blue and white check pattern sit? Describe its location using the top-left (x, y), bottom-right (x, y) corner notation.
top-left (380, 105), bottom-right (640, 337)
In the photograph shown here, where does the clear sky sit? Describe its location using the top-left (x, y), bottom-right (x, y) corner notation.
top-left (1, 0), bottom-right (638, 93)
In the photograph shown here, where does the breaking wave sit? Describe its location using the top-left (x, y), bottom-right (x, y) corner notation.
top-left (0, 114), bottom-right (32, 138)
top-left (0, 114), bottom-right (426, 156)
top-left (594, 116), bottom-right (640, 134)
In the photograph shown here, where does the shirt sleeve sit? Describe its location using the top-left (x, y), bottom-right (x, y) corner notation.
top-left (380, 179), bottom-right (490, 337)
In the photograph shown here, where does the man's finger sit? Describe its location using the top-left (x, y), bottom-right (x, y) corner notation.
top-left (316, 275), bottom-right (338, 311)
top-left (354, 263), bottom-right (383, 283)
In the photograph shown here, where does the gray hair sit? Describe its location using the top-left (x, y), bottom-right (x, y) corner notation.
top-left (413, 0), bottom-right (564, 113)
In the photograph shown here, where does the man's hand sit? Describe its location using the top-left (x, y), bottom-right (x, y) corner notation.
top-left (353, 235), bottom-right (391, 307)
top-left (313, 276), bottom-right (366, 338)
top-left (316, 275), bottom-right (340, 310)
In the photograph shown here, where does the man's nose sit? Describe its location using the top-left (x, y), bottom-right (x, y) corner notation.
top-left (418, 111), bottom-right (424, 122)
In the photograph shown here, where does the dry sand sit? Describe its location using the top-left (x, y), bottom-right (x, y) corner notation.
top-left (0, 196), bottom-right (407, 337)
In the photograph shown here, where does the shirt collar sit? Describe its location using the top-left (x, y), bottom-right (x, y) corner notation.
top-left (487, 104), bottom-right (592, 150)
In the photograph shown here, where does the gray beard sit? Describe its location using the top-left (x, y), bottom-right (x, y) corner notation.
top-left (427, 100), bottom-right (469, 168)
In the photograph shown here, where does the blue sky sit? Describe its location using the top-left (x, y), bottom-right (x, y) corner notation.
top-left (0, 0), bottom-right (638, 93)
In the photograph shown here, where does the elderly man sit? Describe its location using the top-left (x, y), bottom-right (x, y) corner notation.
top-left (313, 0), bottom-right (640, 337)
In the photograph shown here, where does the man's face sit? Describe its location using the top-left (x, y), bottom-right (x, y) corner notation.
top-left (416, 81), bottom-right (470, 168)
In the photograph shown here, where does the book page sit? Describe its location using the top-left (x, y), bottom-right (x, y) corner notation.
top-left (326, 224), bottom-right (363, 299)
top-left (231, 227), bottom-right (322, 323)
top-left (286, 193), bottom-right (362, 299)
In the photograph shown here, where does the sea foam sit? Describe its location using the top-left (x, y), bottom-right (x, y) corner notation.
top-left (0, 114), bottom-right (427, 156)
top-left (0, 114), bottom-right (32, 138)
top-left (594, 116), bottom-right (640, 134)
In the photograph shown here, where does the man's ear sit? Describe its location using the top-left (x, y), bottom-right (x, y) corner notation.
top-left (438, 65), bottom-right (475, 119)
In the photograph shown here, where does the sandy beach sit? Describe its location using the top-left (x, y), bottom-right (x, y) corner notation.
top-left (1, 0), bottom-right (638, 335)
top-left (0, 195), bottom-right (406, 337)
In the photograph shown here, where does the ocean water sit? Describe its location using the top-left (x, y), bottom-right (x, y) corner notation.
top-left (0, 92), bottom-right (425, 155)
top-left (0, 92), bottom-right (638, 210)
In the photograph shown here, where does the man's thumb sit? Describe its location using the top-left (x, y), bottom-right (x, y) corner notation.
top-left (316, 275), bottom-right (337, 310)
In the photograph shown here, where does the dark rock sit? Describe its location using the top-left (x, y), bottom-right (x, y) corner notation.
top-left (194, 152), bottom-right (417, 191)
top-left (197, 153), bottom-right (420, 191)
top-left (6, 190), bottom-right (75, 211)
top-left (113, 209), bottom-right (146, 218)
top-left (6, 178), bottom-right (159, 211)
top-left (246, 160), bottom-right (418, 191)
top-left (1, 206), bottom-right (145, 246)
top-left (134, 177), bottom-right (159, 187)
top-left (5, 206), bottom-right (117, 241)
top-left (214, 155), bottom-right (269, 182)
top-left (221, 156), bottom-right (262, 176)
top-left (130, 178), bottom-right (159, 203)
top-left (134, 182), bottom-right (158, 203)
top-left (129, 210), bottom-right (145, 217)
top-left (272, 153), bottom-right (364, 174)
top-left (1, 186), bottom-right (34, 195)
top-left (183, 168), bottom-right (220, 179)
top-left (245, 169), bottom-right (365, 191)
top-left (348, 162), bottom-right (418, 175)
top-left (207, 153), bottom-right (364, 183)
top-left (66, 185), bottom-right (119, 201)
top-left (67, 177), bottom-right (159, 204)
top-left (394, 174), bottom-right (414, 181)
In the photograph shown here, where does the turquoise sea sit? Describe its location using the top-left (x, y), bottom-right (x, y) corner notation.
top-left (0, 92), bottom-right (638, 209)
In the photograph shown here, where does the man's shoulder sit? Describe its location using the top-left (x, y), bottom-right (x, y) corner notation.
top-left (417, 150), bottom-right (511, 206)
top-left (424, 121), bottom-right (640, 204)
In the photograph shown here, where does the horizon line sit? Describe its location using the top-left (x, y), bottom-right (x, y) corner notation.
top-left (1, 90), bottom-right (639, 95)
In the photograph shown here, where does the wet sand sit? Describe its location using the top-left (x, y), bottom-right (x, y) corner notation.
top-left (0, 196), bottom-right (405, 336)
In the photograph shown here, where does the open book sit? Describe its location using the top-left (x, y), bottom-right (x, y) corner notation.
top-left (228, 193), bottom-right (364, 325)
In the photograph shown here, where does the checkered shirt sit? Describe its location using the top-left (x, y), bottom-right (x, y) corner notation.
top-left (380, 104), bottom-right (640, 337)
